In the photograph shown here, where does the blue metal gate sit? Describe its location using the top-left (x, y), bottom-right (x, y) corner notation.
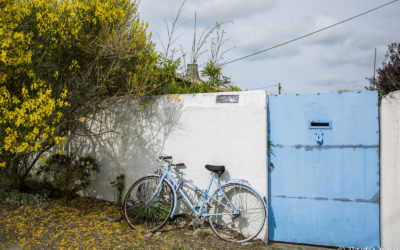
top-left (268, 91), bottom-right (380, 248)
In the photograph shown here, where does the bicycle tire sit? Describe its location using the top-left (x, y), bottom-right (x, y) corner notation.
top-left (208, 183), bottom-right (266, 243)
top-left (123, 176), bottom-right (175, 232)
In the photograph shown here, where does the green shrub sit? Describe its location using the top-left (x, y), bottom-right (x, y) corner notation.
top-left (1, 168), bottom-right (48, 206)
top-left (1, 190), bottom-right (48, 206)
top-left (36, 153), bottom-right (98, 199)
top-left (0, 168), bottom-right (13, 194)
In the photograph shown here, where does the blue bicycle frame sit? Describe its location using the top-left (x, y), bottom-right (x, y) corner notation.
top-left (147, 163), bottom-right (241, 219)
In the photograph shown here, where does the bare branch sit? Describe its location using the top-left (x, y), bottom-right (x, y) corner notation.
top-left (163, 0), bottom-right (186, 59)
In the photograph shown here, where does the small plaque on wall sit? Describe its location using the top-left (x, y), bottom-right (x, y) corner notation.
top-left (216, 95), bottom-right (239, 103)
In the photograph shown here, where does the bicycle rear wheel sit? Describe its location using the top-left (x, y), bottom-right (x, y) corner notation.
top-left (123, 176), bottom-right (175, 232)
top-left (208, 183), bottom-right (266, 243)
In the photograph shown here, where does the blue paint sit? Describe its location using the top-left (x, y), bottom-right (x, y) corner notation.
top-left (147, 174), bottom-right (178, 218)
top-left (268, 91), bottom-right (380, 248)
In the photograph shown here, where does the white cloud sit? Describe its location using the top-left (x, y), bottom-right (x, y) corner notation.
top-left (319, 46), bottom-right (372, 68)
top-left (308, 75), bottom-right (366, 92)
top-left (138, 0), bottom-right (400, 93)
top-left (316, 30), bottom-right (398, 69)
top-left (139, 0), bottom-right (276, 29)
top-left (180, 0), bottom-right (276, 26)
top-left (305, 15), bottom-right (352, 47)
top-left (225, 17), bottom-right (308, 61)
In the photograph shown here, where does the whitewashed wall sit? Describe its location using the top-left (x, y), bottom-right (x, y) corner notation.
top-left (162, 91), bottom-right (268, 197)
top-left (381, 90), bottom-right (400, 248)
top-left (72, 90), bottom-right (268, 240)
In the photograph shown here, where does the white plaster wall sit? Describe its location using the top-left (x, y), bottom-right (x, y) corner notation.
top-left (381, 90), bottom-right (400, 248)
top-left (72, 90), bottom-right (268, 240)
top-left (162, 91), bottom-right (268, 198)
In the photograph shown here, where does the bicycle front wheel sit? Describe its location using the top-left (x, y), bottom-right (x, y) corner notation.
top-left (208, 183), bottom-right (266, 243)
top-left (123, 176), bottom-right (175, 232)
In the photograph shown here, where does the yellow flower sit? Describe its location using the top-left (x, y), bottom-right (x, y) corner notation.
top-left (40, 157), bottom-right (47, 164)
top-left (0, 162), bottom-right (6, 168)
top-left (69, 60), bottom-right (79, 70)
top-left (60, 89), bottom-right (68, 98)
top-left (27, 70), bottom-right (35, 78)
top-left (0, 0), bottom-right (155, 161)
top-left (79, 117), bottom-right (85, 122)
top-left (172, 94), bottom-right (179, 100)
top-left (54, 136), bottom-right (66, 145)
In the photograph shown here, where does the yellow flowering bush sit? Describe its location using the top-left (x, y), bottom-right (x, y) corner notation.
top-left (0, 1), bottom-right (69, 182)
top-left (0, 0), bottom-right (157, 187)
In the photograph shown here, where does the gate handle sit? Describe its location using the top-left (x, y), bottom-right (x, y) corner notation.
top-left (316, 132), bottom-right (323, 145)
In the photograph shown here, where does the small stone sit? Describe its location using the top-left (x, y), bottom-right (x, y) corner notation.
top-left (154, 232), bottom-right (162, 236)
top-left (174, 217), bottom-right (188, 227)
top-left (103, 214), bottom-right (122, 222)
top-left (145, 233), bottom-right (153, 238)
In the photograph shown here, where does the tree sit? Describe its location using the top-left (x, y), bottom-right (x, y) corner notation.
top-left (368, 43), bottom-right (400, 95)
top-left (153, 1), bottom-right (240, 94)
top-left (201, 61), bottom-right (240, 91)
top-left (0, 0), bottom-right (239, 189)
top-left (0, 0), bottom-right (157, 188)
top-left (200, 23), bottom-right (239, 91)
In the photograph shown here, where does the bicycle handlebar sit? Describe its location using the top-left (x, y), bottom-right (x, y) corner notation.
top-left (158, 156), bottom-right (186, 169)
top-left (159, 155), bottom-right (172, 160)
top-left (172, 163), bottom-right (186, 168)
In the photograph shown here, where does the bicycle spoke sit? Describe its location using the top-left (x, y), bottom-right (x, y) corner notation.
top-left (123, 176), bottom-right (175, 232)
top-left (123, 161), bottom-right (266, 243)
top-left (208, 184), bottom-right (266, 243)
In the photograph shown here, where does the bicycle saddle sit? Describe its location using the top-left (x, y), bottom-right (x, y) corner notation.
top-left (205, 165), bottom-right (225, 177)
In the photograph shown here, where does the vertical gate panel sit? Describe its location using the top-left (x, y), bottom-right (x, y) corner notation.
top-left (268, 91), bottom-right (379, 248)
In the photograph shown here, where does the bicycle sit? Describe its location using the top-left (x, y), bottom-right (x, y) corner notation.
top-left (123, 155), bottom-right (267, 243)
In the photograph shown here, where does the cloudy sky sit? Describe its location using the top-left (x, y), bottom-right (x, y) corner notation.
top-left (138, 0), bottom-right (400, 94)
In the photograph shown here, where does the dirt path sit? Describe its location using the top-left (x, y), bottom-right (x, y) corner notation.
top-left (0, 197), bottom-right (333, 249)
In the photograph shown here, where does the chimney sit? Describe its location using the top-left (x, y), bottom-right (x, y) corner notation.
top-left (185, 63), bottom-right (200, 80)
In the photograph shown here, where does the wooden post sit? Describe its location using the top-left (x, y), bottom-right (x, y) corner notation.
top-left (278, 82), bottom-right (281, 95)
top-left (373, 48), bottom-right (377, 80)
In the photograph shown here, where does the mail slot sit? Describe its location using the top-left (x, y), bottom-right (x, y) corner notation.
top-left (308, 120), bottom-right (332, 129)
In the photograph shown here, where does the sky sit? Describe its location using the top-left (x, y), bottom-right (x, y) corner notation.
top-left (138, 0), bottom-right (400, 94)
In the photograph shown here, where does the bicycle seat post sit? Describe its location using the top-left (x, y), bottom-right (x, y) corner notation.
top-left (211, 172), bottom-right (220, 185)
